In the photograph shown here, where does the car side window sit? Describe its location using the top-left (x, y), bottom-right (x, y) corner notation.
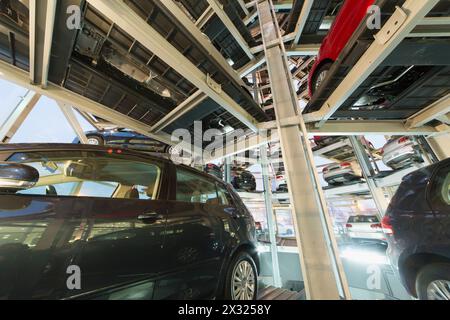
top-left (176, 168), bottom-right (219, 204)
top-left (430, 164), bottom-right (450, 210)
top-left (6, 151), bottom-right (162, 200)
top-left (216, 184), bottom-right (234, 206)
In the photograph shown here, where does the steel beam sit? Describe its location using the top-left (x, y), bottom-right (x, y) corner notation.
top-left (29, 0), bottom-right (57, 87)
top-left (0, 59), bottom-right (202, 155)
top-left (292, 0), bottom-right (314, 45)
top-left (206, 0), bottom-right (254, 60)
top-left (87, 0), bottom-right (259, 132)
top-left (77, 111), bottom-right (102, 131)
top-left (260, 144), bottom-right (282, 288)
top-left (257, 0), bottom-right (350, 300)
top-left (238, 54), bottom-right (266, 77)
top-left (244, 10), bottom-right (258, 25)
top-left (307, 120), bottom-right (442, 135)
top-left (305, 0), bottom-right (440, 125)
top-left (406, 93), bottom-right (450, 128)
top-left (349, 136), bottom-right (389, 215)
top-left (196, 6), bottom-right (215, 28)
top-left (250, 37), bottom-right (319, 55)
top-left (204, 131), bottom-right (278, 162)
top-left (285, 44), bottom-right (320, 56)
top-left (0, 91), bottom-right (41, 143)
top-left (258, 119), bottom-right (441, 135)
top-left (246, 0), bottom-right (294, 11)
top-left (239, 44), bottom-right (319, 77)
top-left (150, 91), bottom-right (207, 133)
top-left (238, 0), bottom-right (250, 15)
top-left (158, 0), bottom-right (246, 88)
top-left (59, 104), bottom-right (89, 144)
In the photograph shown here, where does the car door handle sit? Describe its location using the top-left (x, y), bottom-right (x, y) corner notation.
top-left (137, 212), bottom-right (164, 222)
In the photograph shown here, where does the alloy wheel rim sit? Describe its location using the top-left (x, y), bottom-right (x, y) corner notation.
top-left (87, 138), bottom-right (100, 145)
top-left (231, 260), bottom-right (255, 300)
top-left (315, 70), bottom-right (328, 91)
top-left (427, 280), bottom-right (450, 300)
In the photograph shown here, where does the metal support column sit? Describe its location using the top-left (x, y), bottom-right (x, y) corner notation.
top-left (59, 104), bottom-right (89, 144)
top-left (426, 132), bottom-right (450, 160)
top-left (349, 136), bottom-right (389, 215)
top-left (0, 91), bottom-right (41, 143)
top-left (260, 144), bottom-right (282, 288)
top-left (224, 157), bottom-right (232, 183)
top-left (257, 0), bottom-right (350, 300)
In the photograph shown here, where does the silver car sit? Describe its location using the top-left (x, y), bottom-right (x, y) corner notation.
top-left (382, 136), bottom-right (422, 170)
top-left (323, 161), bottom-right (362, 186)
top-left (345, 215), bottom-right (386, 244)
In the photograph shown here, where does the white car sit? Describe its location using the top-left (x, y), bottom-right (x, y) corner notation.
top-left (276, 173), bottom-right (286, 188)
top-left (323, 161), bottom-right (362, 186)
top-left (382, 136), bottom-right (422, 170)
top-left (345, 215), bottom-right (386, 244)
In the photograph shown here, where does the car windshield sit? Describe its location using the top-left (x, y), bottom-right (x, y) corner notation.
top-left (347, 215), bottom-right (379, 223)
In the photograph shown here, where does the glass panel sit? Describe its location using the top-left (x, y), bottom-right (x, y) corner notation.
top-left (6, 151), bottom-right (161, 199)
top-left (176, 169), bottom-right (218, 204)
top-left (216, 184), bottom-right (233, 206)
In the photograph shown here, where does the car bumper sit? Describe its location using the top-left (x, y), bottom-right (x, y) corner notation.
top-left (383, 145), bottom-right (416, 167)
top-left (324, 170), bottom-right (359, 183)
top-left (348, 231), bottom-right (386, 241)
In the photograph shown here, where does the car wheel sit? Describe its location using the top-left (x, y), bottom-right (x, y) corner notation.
top-left (86, 136), bottom-right (104, 145)
top-left (311, 62), bottom-right (333, 95)
top-left (224, 251), bottom-right (258, 300)
top-left (416, 263), bottom-right (450, 300)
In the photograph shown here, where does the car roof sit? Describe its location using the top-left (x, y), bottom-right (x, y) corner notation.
top-left (0, 143), bottom-right (169, 161)
top-left (0, 143), bottom-right (230, 187)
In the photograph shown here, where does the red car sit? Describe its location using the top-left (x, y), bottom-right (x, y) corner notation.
top-left (308, 0), bottom-right (376, 96)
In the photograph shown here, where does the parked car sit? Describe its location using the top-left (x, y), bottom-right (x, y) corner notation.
top-left (312, 136), bottom-right (345, 150)
top-left (323, 161), bottom-right (362, 186)
top-left (308, 0), bottom-right (375, 95)
top-left (204, 163), bottom-right (223, 180)
top-left (384, 158), bottom-right (450, 300)
top-left (275, 172), bottom-right (286, 188)
top-left (0, 144), bottom-right (259, 300)
top-left (276, 183), bottom-right (288, 193)
top-left (345, 215), bottom-right (386, 244)
top-left (74, 128), bottom-right (171, 154)
top-left (232, 170), bottom-right (257, 192)
top-left (381, 136), bottom-right (423, 170)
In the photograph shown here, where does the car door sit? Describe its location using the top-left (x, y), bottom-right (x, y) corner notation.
top-left (153, 166), bottom-right (225, 299)
top-left (427, 161), bottom-right (450, 258)
top-left (0, 192), bottom-right (90, 299)
top-left (0, 149), bottom-right (170, 300)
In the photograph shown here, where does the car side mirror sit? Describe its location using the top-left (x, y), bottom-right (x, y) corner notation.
top-left (0, 163), bottom-right (39, 192)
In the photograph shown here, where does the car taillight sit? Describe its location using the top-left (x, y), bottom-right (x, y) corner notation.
top-left (276, 176), bottom-right (283, 179)
top-left (340, 162), bottom-right (351, 168)
top-left (345, 223), bottom-right (352, 228)
top-left (398, 137), bottom-right (409, 144)
top-left (323, 167), bottom-right (329, 173)
top-left (370, 223), bottom-right (382, 229)
top-left (381, 216), bottom-right (394, 235)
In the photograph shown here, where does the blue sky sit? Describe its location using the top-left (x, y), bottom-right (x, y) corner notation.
top-left (0, 79), bottom-right (93, 143)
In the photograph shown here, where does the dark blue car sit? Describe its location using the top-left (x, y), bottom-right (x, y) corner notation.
top-left (73, 128), bottom-right (171, 153)
top-left (384, 158), bottom-right (450, 300)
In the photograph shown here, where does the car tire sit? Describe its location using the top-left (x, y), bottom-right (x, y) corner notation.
top-left (416, 263), bottom-right (450, 300)
top-left (86, 135), bottom-right (104, 145)
top-left (224, 251), bottom-right (258, 300)
top-left (311, 62), bottom-right (333, 95)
